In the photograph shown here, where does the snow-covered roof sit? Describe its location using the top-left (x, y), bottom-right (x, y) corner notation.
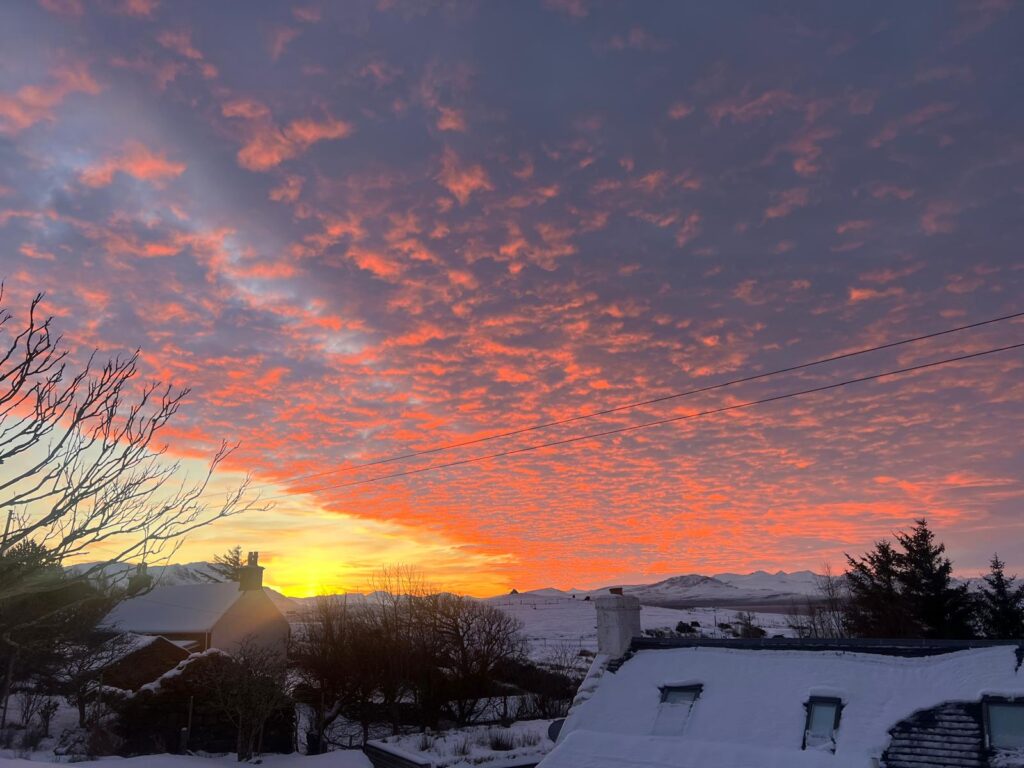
top-left (543, 644), bottom-right (1024, 768)
top-left (103, 581), bottom-right (243, 634)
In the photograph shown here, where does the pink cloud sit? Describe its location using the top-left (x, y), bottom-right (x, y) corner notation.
top-left (0, 63), bottom-right (101, 135)
top-left (157, 29), bottom-right (218, 79)
top-left (229, 107), bottom-right (354, 171)
top-left (436, 148), bottom-right (493, 205)
top-left (709, 89), bottom-right (801, 125)
top-left (920, 200), bottom-right (960, 235)
top-left (543, 0), bottom-right (587, 18)
top-left (869, 102), bottom-right (955, 148)
top-left (675, 212), bottom-right (702, 247)
top-left (37, 0), bottom-right (84, 17)
top-left (113, 0), bottom-right (159, 16)
top-left (763, 187), bottom-right (810, 220)
top-left (667, 101), bottom-right (693, 120)
top-left (79, 141), bottom-right (186, 187)
top-left (269, 27), bottom-right (300, 61)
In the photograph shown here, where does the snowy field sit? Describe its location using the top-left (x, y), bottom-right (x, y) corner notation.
top-left (485, 593), bottom-right (795, 660)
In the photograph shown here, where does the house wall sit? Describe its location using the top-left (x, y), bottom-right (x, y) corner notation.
top-left (209, 587), bottom-right (290, 656)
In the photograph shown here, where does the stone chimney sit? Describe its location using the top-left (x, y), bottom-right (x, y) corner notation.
top-left (127, 562), bottom-right (152, 595)
top-left (238, 551), bottom-right (264, 591)
top-left (594, 588), bottom-right (641, 657)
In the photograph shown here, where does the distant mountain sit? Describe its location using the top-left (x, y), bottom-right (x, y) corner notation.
top-left (510, 570), bottom-right (828, 609)
top-left (67, 560), bottom-right (224, 586)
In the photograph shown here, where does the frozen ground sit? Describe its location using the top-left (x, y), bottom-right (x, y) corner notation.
top-left (485, 593), bottom-right (795, 659)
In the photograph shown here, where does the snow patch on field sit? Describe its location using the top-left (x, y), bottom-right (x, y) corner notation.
top-left (486, 593), bottom-right (794, 659)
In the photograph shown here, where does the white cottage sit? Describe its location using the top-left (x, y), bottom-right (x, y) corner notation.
top-left (540, 591), bottom-right (1024, 768)
top-left (104, 552), bottom-right (289, 656)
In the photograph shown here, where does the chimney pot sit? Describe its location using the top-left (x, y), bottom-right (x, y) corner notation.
top-left (239, 551), bottom-right (264, 591)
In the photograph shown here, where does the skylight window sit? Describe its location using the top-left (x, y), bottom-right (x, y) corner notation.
top-left (803, 696), bottom-right (843, 752)
top-left (653, 684), bottom-right (702, 735)
top-left (985, 698), bottom-right (1024, 750)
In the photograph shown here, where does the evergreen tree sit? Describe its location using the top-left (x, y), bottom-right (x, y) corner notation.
top-left (978, 554), bottom-right (1024, 638)
top-left (844, 540), bottom-right (914, 637)
top-left (211, 545), bottom-right (244, 581)
top-left (895, 519), bottom-right (975, 639)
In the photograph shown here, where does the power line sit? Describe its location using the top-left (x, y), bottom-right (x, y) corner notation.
top-left (230, 310), bottom-right (1024, 494)
top-left (262, 339), bottom-right (1024, 498)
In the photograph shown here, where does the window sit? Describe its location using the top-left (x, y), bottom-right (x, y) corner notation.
top-left (984, 698), bottom-right (1024, 750)
top-left (653, 684), bottom-right (702, 735)
top-left (803, 696), bottom-right (842, 752)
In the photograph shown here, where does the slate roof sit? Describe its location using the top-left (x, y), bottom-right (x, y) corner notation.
top-left (544, 642), bottom-right (1024, 768)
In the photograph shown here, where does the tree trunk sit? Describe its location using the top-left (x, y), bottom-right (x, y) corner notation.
top-left (0, 650), bottom-right (16, 729)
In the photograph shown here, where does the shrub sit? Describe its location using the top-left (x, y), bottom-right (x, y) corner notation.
top-left (488, 729), bottom-right (517, 751)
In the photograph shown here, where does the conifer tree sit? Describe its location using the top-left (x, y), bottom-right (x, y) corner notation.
top-left (895, 519), bottom-right (975, 639)
top-left (211, 545), bottom-right (244, 581)
top-left (978, 554), bottom-right (1024, 638)
top-left (844, 540), bottom-right (913, 637)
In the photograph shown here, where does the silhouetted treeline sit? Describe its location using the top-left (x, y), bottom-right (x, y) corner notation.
top-left (290, 568), bottom-right (579, 752)
top-left (789, 519), bottom-right (1024, 640)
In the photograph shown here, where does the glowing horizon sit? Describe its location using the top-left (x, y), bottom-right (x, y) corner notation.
top-left (2, 0), bottom-right (1023, 596)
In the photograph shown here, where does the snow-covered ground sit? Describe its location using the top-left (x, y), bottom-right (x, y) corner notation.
top-left (485, 593), bottom-right (795, 660)
top-left (370, 720), bottom-right (553, 768)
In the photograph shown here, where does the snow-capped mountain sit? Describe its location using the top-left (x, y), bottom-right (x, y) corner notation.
top-left (67, 560), bottom-right (225, 586)
top-left (510, 570), bottom-right (828, 609)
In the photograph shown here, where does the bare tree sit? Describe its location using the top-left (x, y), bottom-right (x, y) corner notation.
top-left (202, 640), bottom-right (292, 761)
top-left (292, 595), bottom-right (383, 750)
top-left (0, 288), bottom-right (267, 718)
top-left (787, 565), bottom-right (849, 638)
top-left (435, 594), bottom-right (526, 726)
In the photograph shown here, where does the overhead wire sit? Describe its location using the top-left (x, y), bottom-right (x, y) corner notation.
top-left (259, 339), bottom-right (1024, 498)
top-left (201, 310), bottom-right (1024, 500)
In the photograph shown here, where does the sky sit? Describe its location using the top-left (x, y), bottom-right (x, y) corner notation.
top-left (1, 0), bottom-right (1022, 597)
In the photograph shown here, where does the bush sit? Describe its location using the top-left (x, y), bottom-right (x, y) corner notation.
top-left (488, 729), bottom-right (517, 751)
top-left (115, 650), bottom-right (293, 758)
